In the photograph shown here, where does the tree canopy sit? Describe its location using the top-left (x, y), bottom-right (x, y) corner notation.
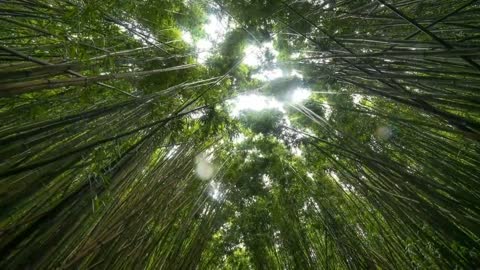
top-left (1, 0), bottom-right (480, 269)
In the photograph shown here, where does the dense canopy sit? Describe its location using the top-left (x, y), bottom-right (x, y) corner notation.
top-left (1, 0), bottom-right (480, 269)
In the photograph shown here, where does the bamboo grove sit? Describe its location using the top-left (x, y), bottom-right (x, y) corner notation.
top-left (0, 0), bottom-right (479, 269)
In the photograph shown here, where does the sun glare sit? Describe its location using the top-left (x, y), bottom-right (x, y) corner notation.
top-left (244, 45), bottom-right (262, 67)
top-left (252, 68), bottom-right (283, 81)
top-left (181, 31), bottom-right (193, 45)
top-left (228, 94), bottom-right (285, 117)
top-left (243, 41), bottom-right (279, 67)
top-left (290, 69), bottom-right (304, 79)
top-left (195, 153), bottom-right (216, 180)
top-left (289, 88), bottom-right (311, 104)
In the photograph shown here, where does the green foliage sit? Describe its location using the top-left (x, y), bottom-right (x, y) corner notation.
top-left (1, 0), bottom-right (480, 269)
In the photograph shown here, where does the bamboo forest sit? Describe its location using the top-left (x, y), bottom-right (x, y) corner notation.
top-left (1, 0), bottom-right (480, 269)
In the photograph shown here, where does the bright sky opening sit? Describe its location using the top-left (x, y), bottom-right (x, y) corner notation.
top-left (118, 20), bottom-right (158, 45)
top-left (184, 13), bottom-right (230, 64)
